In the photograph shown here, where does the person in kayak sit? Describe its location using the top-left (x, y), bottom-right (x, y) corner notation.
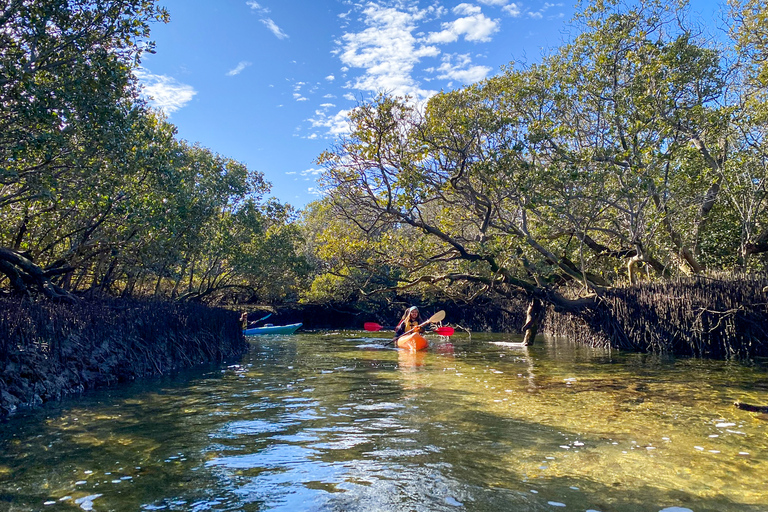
top-left (395, 306), bottom-right (423, 337)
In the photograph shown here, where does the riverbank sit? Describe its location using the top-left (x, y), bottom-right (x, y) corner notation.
top-left (544, 276), bottom-right (768, 359)
top-left (0, 297), bottom-right (247, 418)
top-left (5, 277), bottom-right (768, 418)
top-left (252, 276), bottom-right (768, 359)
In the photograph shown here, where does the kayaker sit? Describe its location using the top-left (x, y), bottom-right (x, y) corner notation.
top-left (240, 312), bottom-right (248, 329)
top-left (395, 306), bottom-right (423, 337)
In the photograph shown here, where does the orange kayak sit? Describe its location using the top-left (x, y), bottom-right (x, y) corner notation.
top-left (397, 332), bottom-right (428, 351)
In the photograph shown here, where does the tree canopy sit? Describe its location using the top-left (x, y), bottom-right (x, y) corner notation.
top-left (308, 0), bottom-right (768, 341)
top-left (0, 0), bottom-right (308, 303)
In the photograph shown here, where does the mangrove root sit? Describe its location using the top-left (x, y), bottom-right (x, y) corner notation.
top-left (734, 401), bottom-right (768, 413)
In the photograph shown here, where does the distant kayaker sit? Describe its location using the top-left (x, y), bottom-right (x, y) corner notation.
top-left (240, 312), bottom-right (249, 329)
top-left (395, 306), bottom-right (423, 337)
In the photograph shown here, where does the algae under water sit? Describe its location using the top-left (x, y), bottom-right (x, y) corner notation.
top-left (0, 332), bottom-right (766, 511)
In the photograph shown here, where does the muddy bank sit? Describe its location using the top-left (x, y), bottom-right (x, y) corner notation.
top-left (0, 298), bottom-right (247, 418)
top-left (544, 276), bottom-right (768, 359)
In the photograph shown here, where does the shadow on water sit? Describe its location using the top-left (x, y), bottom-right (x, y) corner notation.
top-left (0, 331), bottom-right (766, 511)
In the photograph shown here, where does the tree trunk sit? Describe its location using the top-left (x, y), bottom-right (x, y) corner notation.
top-left (188, 260), bottom-right (196, 294)
top-left (122, 271), bottom-right (137, 297)
top-left (99, 253), bottom-right (120, 293)
top-left (153, 272), bottom-right (164, 297)
top-left (171, 261), bottom-right (187, 299)
top-left (522, 297), bottom-right (545, 346)
top-left (627, 254), bottom-right (642, 284)
top-left (0, 247), bottom-right (74, 300)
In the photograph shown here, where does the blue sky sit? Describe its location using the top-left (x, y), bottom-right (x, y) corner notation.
top-left (138, 0), bottom-right (725, 209)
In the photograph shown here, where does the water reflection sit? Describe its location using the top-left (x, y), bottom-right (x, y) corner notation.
top-left (398, 349), bottom-right (426, 370)
top-left (0, 332), bottom-right (767, 511)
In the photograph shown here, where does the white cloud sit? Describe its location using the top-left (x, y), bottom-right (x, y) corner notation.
top-left (325, 74), bottom-right (336, 81)
top-left (337, 4), bottom-right (440, 101)
top-left (248, 1), bottom-right (288, 39)
top-left (318, 2), bottom-right (503, 137)
top-left (429, 53), bottom-right (491, 84)
top-left (309, 109), bottom-right (353, 136)
top-left (135, 69), bottom-right (196, 114)
top-left (246, 1), bottom-right (268, 14)
top-left (454, 3), bottom-right (482, 16)
top-left (427, 10), bottom-right (500, 43)
top-left (503, 3), bottom-right (522, 17)
top-left (226, 61), bottom-right (252, 76)
top-left (260, 18), bottom-right (288, 39)
top-left (301, 168), bottom-right (324, 176)
top-left (527, 2), bottom-right (563, 19)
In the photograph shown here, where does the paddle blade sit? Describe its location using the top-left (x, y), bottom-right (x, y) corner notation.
top-left (428, 310), bottom-right (446, 324)
top-left (434, 326), bottom-right (454, 336)
top-left (364, 322), bottom-right (383, 332)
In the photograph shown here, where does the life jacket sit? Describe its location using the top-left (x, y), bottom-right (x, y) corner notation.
top-left (403, 316), bottom-right (422, 332)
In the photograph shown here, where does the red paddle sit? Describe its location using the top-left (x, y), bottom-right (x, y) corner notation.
top-left (364, 322), bottom-right (454, 336)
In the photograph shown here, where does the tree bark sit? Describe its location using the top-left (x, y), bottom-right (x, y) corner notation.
top-left (522, 297), bottom-right (545, 346)
top-left (0, 247), bottom-right (74, 300)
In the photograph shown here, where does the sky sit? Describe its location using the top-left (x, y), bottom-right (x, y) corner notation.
top-left (138, 0), bottom-right (725, 209)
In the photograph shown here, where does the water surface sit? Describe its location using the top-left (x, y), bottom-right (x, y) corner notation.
top-left (1, 332), bottom-right (767, 511)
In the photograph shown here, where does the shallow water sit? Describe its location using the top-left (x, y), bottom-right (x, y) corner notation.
top-left (1, 332), bottom-right (767, 511)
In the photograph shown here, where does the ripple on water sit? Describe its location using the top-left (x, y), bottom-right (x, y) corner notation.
top-left (3, 333), bottom-right (768, 512)
top-left (355, 402), bottom-right (406, 411)
top-left (210, 419), bottom-right (298, 438)
top-left (206, 444), bottom-right (319, 470)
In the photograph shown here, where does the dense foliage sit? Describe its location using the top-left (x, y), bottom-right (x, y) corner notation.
top-left (0, 0), bottom-right (308, 303)
top-left (6, 0), bottom-right (768, 348)
top-left (308, 0), bottom-right (768, 341)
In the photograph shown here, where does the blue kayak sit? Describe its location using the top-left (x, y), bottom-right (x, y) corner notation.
top-left (243, 323), bottom-right (302, 335)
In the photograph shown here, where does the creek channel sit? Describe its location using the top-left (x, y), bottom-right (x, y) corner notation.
top-left (1, 331), bottom-right (767, 511)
